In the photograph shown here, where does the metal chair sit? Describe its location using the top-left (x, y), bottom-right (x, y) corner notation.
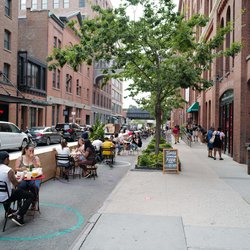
top-left (55, 155), bottom-right (73, 181)
top-left (101, 147), bottom-right (115, 167)
top-left (0, 181), bottom-right (15, 232)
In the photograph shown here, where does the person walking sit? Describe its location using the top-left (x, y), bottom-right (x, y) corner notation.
top-left (172, 125), bottom-right (179, 144)
top-left (0, 151), bottom-right (34, 226)
top-left (206, 127), bottom-right (214, 158)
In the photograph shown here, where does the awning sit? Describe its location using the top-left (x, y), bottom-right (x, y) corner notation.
top-left (0, 94), bottom-right (31, 104)
top-left (187, 102), bottom-right (199, 113)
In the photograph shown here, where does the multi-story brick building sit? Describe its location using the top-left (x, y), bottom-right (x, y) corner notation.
top-left (0, 0), bottom-right (30, 125)
top-left (174, 0), bottom-right (250, 164)
top-left (17, 0), bottom-right (120, 127)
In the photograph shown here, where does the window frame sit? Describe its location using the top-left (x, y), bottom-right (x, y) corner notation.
top-left (79, 0), bottom-right (85, 8)
top-left (41, 0), bottom-right (48, 9)
top-left (32, 0), bottom-right (38, 9)
top-left (4, 29), bottom-right (11, 50)
top-left (53, 0), bottom-right (59, 9)
top-left (5, 0), bottom-right (11, 17)
top-left (20, 0), bottom-right (26, 10)
top-left (3, 63), bottom-right (10, 83)
top-left (64, 0), bottom-right (69, 8)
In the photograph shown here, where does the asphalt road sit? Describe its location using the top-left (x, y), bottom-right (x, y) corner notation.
top-left (0, 149), bottom-right (139, 250)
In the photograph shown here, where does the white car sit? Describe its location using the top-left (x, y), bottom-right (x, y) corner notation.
top-left (0, 121), bottom-right (28, 150)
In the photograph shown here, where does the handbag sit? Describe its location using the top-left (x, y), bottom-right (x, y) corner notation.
top-left (209, 136), bottom-right (215, 144)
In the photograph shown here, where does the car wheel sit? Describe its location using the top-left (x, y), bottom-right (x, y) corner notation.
top-left (20, 139), bottom-right (28, 150)
top-left (46, 137), bottom-right (51, 146)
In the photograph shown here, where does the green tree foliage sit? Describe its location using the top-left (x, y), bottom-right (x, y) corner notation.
top-left (48, 0), bottom-right (241, 154)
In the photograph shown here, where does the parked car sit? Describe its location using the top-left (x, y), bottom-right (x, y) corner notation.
top-left (55, 123), bottom-right (82, 141)
top-left (29, 126), bottom-right (63, 146)
top-left (0, 121), bottom-right (28, 150)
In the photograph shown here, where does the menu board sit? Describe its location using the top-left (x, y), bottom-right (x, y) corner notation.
top-left (163, 149), bottom-right (179, 173)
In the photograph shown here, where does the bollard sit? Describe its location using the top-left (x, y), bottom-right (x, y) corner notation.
top-left (248, 144), bottom-right (250, 175)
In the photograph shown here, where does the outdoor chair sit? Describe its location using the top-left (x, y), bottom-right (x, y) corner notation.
top-left (55, 155), bottom-right (73, 181)
top-left (101, 147), bottom-right (115, 167)
top-left (0, 181), bottom-right (16, 232)
top-left (85, 164), bottom-right (98, 180)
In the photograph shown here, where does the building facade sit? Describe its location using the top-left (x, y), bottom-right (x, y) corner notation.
top-left (0, 0), bottom-right (26, 124)
top-left (15, 0), bottom-right (123, 128)
top-left (175, 0), bottom-right (250, 164)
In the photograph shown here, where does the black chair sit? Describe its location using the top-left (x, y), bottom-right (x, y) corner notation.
top-left (55, 155), bottom-right (73, 181)
top-left (0, 181), bottom-right (15, 232)
top-left (101, 147), bottom-right (115, 167)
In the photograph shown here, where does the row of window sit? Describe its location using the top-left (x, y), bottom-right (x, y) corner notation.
top-left (93, 92), bottom-right (111, 109)
top-left (20, 0), bottom-right (85, 10)
top-left (112, 89), bottom-right (122, 102)
top-left (52, 69), bottom-right (90, 98)
top-left (112, 102), bottom-right (122, 114)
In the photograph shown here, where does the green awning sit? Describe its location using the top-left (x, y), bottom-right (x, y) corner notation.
top-left (187, 102), bottom-right (199, 113)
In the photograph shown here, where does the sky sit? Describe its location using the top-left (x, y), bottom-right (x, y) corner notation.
top-left (110, 0), bottom-right (180, 108)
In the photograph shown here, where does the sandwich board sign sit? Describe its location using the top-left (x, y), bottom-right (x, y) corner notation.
top-left (163, 149), bottom-right (179, 174)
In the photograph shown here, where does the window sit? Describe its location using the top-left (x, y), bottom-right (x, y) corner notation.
top-left (87, 67), bottom-right (90, 77)
top-left (53, 36), bottom-right (57, 48)
top-left (66, 74), bottom-right (72, 93)
top-left (52, 69), bottom-right (56, 88)
top-left (58, 39), bottom-right (61, 49)
top-left (79, 0), bottom-right (85, 7)
top-left (4, 30), bottom-right (11, 50)
top-left (27, 63), bottom-right (40, 89)
top-left (64, 0), bottom-right (69, 8)
top-left (32, 0), bottom-right (37, 9)
top-left (5, 0), bottom-right (11, 17)
top-left (3, 63), bottom-right (10, 83)
top-left (76, 79), bottom-right (80, 95)
top-left (20, 0), bottom-right (26, 10)
top-left (41, 0), bottom-right (48, 9)
top-left (53, 0), bottom-right (59, 8)
top-left (57, 69), bottom-right (60, 88)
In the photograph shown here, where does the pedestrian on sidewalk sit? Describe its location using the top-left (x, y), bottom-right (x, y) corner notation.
top-left (206, 127), bottom-right (214, 158)
top-left (172, 125), bottom-right (179, 144)
top-left (213, 128), bottom-right (225, 160)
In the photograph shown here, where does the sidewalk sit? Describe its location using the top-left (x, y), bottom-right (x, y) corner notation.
top-left (72, 140), bottom-right (250, 250)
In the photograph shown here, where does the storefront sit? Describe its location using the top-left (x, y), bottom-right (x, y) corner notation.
top-left (220, 90), bottom-right (234, 156)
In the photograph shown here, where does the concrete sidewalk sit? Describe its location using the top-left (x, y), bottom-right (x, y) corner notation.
top-left (72, 140), bottom-right (250, 250)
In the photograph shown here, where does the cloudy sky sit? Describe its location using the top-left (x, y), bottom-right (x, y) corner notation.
top-left (109, 0), bottom-right (180, 108)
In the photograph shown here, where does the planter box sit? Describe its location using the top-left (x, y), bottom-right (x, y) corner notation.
top-left (135, 161), bottom-right (182, 172)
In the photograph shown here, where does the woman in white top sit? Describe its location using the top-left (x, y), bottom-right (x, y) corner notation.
top-left (53, 140), bottom-right (71, 179)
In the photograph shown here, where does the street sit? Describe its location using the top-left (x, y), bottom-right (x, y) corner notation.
top-left (0, 142), bottom-right (141, 250)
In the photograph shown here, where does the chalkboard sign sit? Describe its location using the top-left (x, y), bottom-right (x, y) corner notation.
top-left (163, 149), bottom-right (179, 173)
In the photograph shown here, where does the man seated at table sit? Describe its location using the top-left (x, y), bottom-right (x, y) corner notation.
top-left (0, 151), bottom-right (34, 226)
top-left (101, 137), bottom-right (115, 157)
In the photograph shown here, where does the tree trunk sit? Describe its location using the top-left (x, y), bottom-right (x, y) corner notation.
top-left (155, 97), bottom-right (162, 155)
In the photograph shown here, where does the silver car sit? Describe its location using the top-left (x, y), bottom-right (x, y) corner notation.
top-left (0, 121), bottom-right (28, 150)
top-left (30, 126), bottom-right (63, 146)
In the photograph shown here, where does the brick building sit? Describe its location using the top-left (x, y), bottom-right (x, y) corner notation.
top-left (0, 0), bottom-right (29, 125)
top-left (174, 0), bottom-right (250, 163)
top-left (17, 0), bottom-right (120, 127)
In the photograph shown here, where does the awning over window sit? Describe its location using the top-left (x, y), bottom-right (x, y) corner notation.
top-left (187, 102), bottom-right (199, 113)
top-left (0, 94), bottom-right (31, 104)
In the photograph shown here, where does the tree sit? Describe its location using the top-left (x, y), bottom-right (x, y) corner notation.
top-left (48, 0), bottom-right (241, 154)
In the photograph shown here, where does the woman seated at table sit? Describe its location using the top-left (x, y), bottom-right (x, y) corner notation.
top-left (76, 139), bottom-right (96, 178)
top-left (74, 138), bottom-right (85, 160)
top-left (15, 143), bottom-right (41, 209)
top-left (53, 140), bottom-right (71, 180)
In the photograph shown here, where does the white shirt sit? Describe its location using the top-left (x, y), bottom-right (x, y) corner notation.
top-left (0, 164), bottom-right (12, 202)
top-left (56, 147), bottom-right (71, 164)
top-left (92, 139), bottom-right (103, 151)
